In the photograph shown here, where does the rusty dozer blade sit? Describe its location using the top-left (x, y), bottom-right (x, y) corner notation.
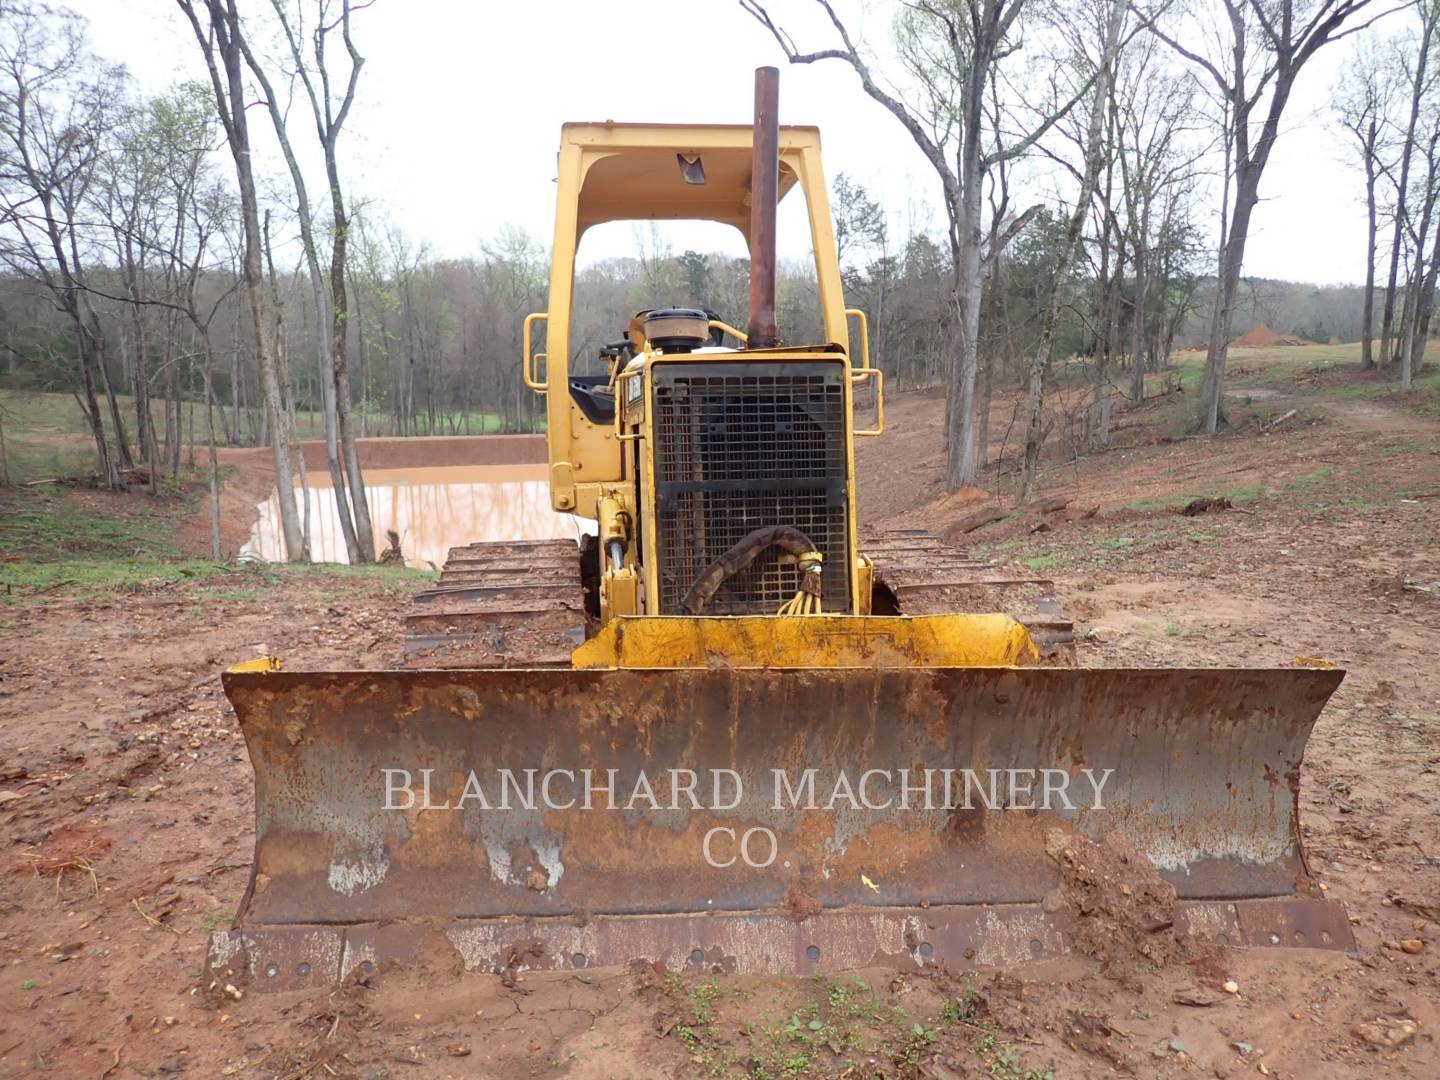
top-left (211, 665), bottom-right (1350, 988)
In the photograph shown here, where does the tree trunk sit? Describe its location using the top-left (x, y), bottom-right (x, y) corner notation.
top-left (201, 353), bottom-right (223, 560)
top-left (1361, 119), bottom-right (1379, 370)
top-left (328, 186), bottom-right (376, 562)
top-left (1020, 0), bottom-right (1127, 501)
top-left (1129, 201), bottom-right (1151, 407)
top-left (1201, 175), bottom-right (1258, 433)
top-left (93, 327), bottom-right (135, 471)
top-left (188, 0), bottom-right (306, 560)
top-left (1381, 15), bottom-right (1433, 368)
top-left (77, 329), bottom-right (118, 487)
top-left (945, 177), bottom-right (985, 490)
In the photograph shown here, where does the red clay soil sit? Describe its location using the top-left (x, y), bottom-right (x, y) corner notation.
top-left (1231, 323), bottom-right (1311, 348)
top-left (2, 391), bottom-right (1439, 1077)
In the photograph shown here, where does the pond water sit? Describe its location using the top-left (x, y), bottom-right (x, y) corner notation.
top-left (242, 463), bottom-right (584, 569)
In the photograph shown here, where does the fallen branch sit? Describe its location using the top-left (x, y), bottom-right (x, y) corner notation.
top-left (1263, 408), bottom-right (1298, 432)
top-left (132, 898), bottom-right (181, 935)
top-left (29, 580), bottom-right (76, 597)
top-left (941, 505), bottom-right (1009, 540)
top-left (1025, 495), bottom-right (1071, 514)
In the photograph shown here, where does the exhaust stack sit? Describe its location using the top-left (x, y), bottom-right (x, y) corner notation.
top-left (747, 66), bottom-right (780, 349)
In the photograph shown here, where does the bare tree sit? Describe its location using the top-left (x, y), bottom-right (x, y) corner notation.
top-left (0, 3), bottom-right (130, 486)
top-left (1377, 5), bottom-right (1439, 372)
top-left (175, 0), bottom-right (305, 560)
top-left (1019, 0), bottom-right (1130, 501)
top-left (1334, 35), bottom-right (1393, 370)
top-left (1149, 0), bottom-right (1391, 432)
top-left (238, 0), bottom-right (376, 562)
top-left (742, 0), bottom-right (1089, 491)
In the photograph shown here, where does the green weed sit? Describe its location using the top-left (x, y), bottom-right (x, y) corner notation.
top-left (204, 588), bottom-right (260, 602)
top-left (1128, 485), bottom-right (1265, 512)
top-left (1379, 438), bottom-right (1440, 456)
top-left (196, 906), bottom-right (235, 932)
top-left (1286, 467), bottom-right (1336, 491)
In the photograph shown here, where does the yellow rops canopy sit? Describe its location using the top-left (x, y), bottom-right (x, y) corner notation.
top-left (561, 122), bottom-right (815, 239)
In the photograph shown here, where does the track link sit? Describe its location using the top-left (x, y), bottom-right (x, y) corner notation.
top-left (403, 538), bottom-right (587, 669)
top-left (406, 530), bottom-right (1071, 667)
top-left (862, 527), bottom-right (1075, 663)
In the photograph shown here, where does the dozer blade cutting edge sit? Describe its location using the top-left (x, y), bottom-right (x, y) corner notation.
top-left (209, 662), bottom-right (1351, 989)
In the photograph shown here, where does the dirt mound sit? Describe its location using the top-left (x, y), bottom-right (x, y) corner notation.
top-left (1231, 323), bottom-right (1312, 347)
top-left (1043, 829), bottom-right (1192, 987)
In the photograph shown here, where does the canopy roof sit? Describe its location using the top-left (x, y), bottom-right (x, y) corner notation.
top-left (559, 122), bottom-right (818, 237)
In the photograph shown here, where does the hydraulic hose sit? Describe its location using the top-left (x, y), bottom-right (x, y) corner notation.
top-left (681, 525), bottom-right (822, 615)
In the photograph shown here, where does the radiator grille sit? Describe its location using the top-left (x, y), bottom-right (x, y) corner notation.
top-left (652, 363), bottom-right (850, 615)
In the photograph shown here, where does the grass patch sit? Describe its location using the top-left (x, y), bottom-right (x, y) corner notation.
top-left (202, 588), bottom-right (261, 602)
top-left (0, 389), bottom-right (534, 476)
top-left (653, 971), bottom-right (1055, 1080)
top-left (196, 906), bottom-right (235, 932)
top-left (1127, 484), bottom-right (1266, 512)
top-left (1379, 438), bottom-right (1440, 456)
top-left (1286, 467), bottom-right (1337, 491)
top-left (0, 486), bottom-right (194, 561)
top-left (1024, 554), bottom-right (1060, 571)
top-left (0, 557), bottom-right (230, 597)
top-left (1, 550), bottom-right (436, 601)
top-left (1097, 537), bottom-right (1134, 551)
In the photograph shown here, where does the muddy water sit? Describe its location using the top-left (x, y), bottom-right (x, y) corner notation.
top-left (242, 464), bottom-right (583, 569)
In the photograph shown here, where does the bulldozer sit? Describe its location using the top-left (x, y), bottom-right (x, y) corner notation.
top-left (212, 70), bottom-right (1350, 990)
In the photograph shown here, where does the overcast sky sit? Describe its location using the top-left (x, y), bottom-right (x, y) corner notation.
top-left (68, 0), bottom-right (1376, 285)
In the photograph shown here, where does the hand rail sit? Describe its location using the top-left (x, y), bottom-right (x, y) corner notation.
top-left (523, 312), bottom-right (548, 393)
top-left (853, 367), bottom-right (884, 436)
top-left (844, 307), bottom-right (870, 375)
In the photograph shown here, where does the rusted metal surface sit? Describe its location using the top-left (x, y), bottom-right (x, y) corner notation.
top-left (209, 895), bottom-right (1353, 988)
top-left (403, 539), bottom-right (586, 669)
top-left (222, 667), bottom-right (1341, 936)
top-left (864, 528), bottom-right (1075, 661)
top-left (746, 66), bottom-right (780, 349)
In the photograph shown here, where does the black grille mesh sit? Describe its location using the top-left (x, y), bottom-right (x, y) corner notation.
top-left (652, 363), bottom-right (850, 615)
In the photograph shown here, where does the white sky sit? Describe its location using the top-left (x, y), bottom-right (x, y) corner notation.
top-left (68, 0), bottom-right (1375, 285)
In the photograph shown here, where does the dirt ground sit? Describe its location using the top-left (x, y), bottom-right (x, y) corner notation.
top-left (2, 350), bottom-right (1438, 1078)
